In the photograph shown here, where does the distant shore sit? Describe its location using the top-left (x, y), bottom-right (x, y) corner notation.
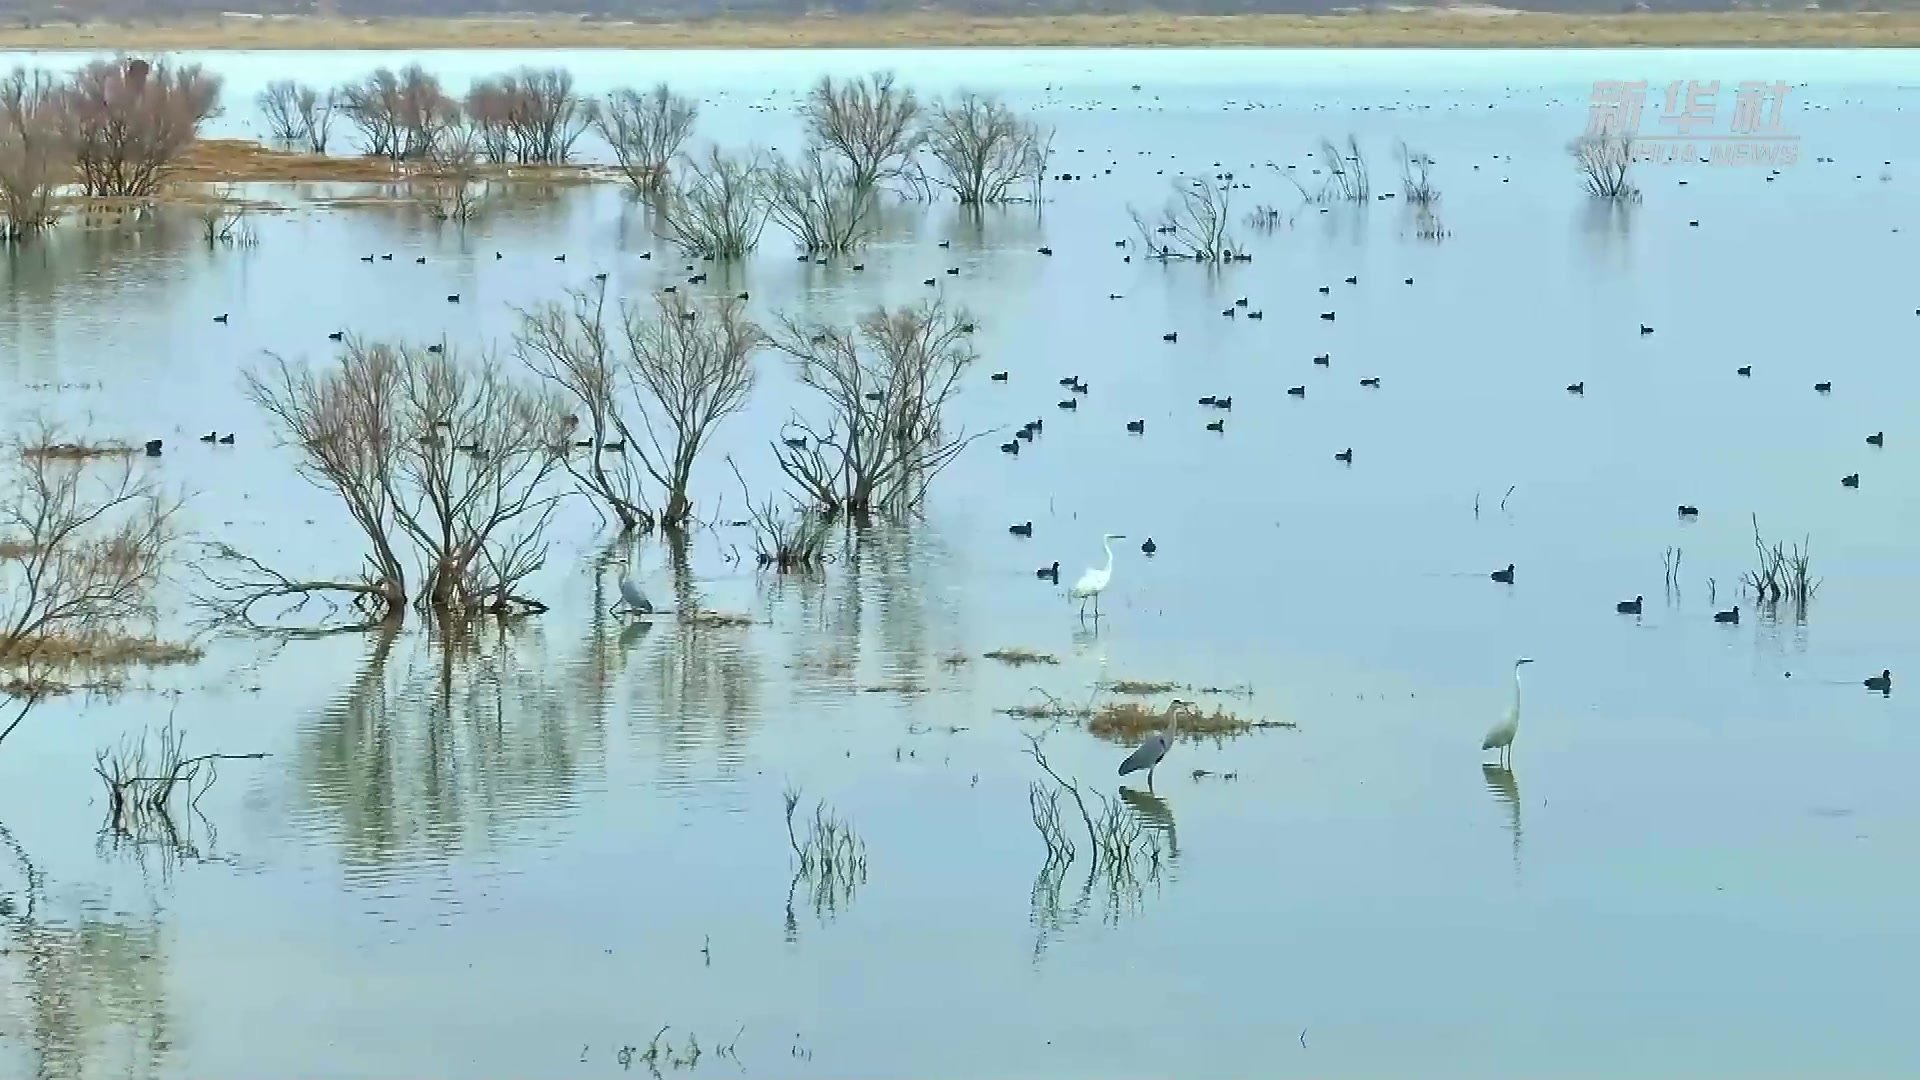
top-left (5, 12), bottom-right (1920, 51)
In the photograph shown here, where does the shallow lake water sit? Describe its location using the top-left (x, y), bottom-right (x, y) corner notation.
top-left (1, 46), bottom-right (1918, 1079)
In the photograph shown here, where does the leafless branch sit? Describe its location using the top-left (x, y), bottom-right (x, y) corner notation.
top-left (595, 83), bottom-right (696, 195)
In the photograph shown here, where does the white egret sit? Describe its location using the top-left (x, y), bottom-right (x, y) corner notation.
top-left (1069, 532), bottom-right (1126, 617)
top-left (1118, 699), bottom-right (1193, 790)
top-left (1481, 658), bottom-right (1533, 767)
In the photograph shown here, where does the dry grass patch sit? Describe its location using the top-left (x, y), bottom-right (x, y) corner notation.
top-left (0, 540), bottom-right (38, 559)
top-left (940, 650), bottom-right (970, 668)
top-left (21, 441), bottom-right (137, 462)
top-left (984, 647), bottom-right (1058, 667)
top-left (0, 633), bottom-right (203, 669)
top-left (161, 139), bottom-right (613, 188)
top-left (1088, 701), bottom-right (1295, 744)
top-left (1102, 678), bottom-right (1180, 695)
top-left (862, 680), bottom-right (927, 695)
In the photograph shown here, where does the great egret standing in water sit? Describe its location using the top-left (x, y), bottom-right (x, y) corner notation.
top-left (1118, 699), bottom-right (1193, 790)
top-left (1069, 533), bottom-right (1126, 617)
top-left (1481, 658), bottom-right (1533, 767)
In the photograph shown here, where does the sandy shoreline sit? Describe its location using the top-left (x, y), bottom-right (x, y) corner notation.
top-left (4, 12), bottom-right (1920, 51)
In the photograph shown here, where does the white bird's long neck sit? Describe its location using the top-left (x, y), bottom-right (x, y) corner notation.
top-left (1512, 668), bottom-right (1524, 707)
top-left (1101, 537), bottom-right (1116, 574)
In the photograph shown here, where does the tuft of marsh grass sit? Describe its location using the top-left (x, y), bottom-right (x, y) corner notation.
top-left (861, 680), bottom-right (926, 695)
top-left (940, 650), bottom-right (970, 668)
top-left (1741, 514), bottom-right (1818, 617)
top-left (680, 610), bottom-right (754, 628)
top-left (1087, 700), bottom-right (1294, 744)
top-left (21, 441), bottom-right (136, 462)
top-left (984, 647), bottom-right (1058, 666)
top-left (1101, 678), bottom-right (1180, 695)
top-left (0, 540), bottom-right (37, 559)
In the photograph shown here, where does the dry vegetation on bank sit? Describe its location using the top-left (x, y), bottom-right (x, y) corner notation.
top-left (2, 12), bottom-right (1919, 49)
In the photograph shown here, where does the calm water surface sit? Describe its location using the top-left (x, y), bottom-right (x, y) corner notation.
top-left (1, 47), bottom-right (1918, 1080)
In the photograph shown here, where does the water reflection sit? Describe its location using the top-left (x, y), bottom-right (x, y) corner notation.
top-left (1119, 784), bottom-right (1179, 862)
top-left (291, 625), bottom-right (603, 880)
top-left (1482, 764), bottom-right (1523, 876)
top-left (0, 826), bottom-right (170, 1080)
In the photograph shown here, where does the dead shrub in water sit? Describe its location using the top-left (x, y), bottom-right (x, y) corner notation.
top-left (194, 184), bottom-right (255, 245)
top-left (0, 423), bottom-right (180, 748)
top-left (209, 340), bottom-right (569, 631)
top-left (519, 282), bottom-right (760, 531)
top-left (1300, 135), bottom-right (1369, 204)
top-left (768, 300), bottom-right (984, 520)
top-left (766, 144), bottom-right (876, 255)
top-left (784, 786), bottom-right (868, 924)
top-left (728, 458), bottom-right (831, 572)
top-left (93, 713), bottom-right (265, 845)
top-left (413, 120), bottom-right (488, 223)
top-left (258, 79), bottom-right (344, 153)
top-left (0, 68), bottom-right (70, 242)
top-left (59, 57), bottom-right (222, 197)
top-left (1398, 139), bottom-right (1440, 205)
top-left (1102, 678), bottom-right (1179, 695)
top-left (19, 440), bottom-right (135, 461)
top-left (1570, 134), bottom-right (1642, 201)
top-left (659, 146), bottom-right (766, 260)
top-left (1741, 514), bottom-right (1818, 618)
top-left (595, 83), bottom-right (696, 194)
top-left (1130, 176), bottom-right (1237, 261)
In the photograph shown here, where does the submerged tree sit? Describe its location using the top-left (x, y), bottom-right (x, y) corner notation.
top-left (58, 57), bottom-right (222, 197)
top-left (920, 92), bottom-right (1050, 205)
top-left (0, 424), bottom-right (180, 748)
top-left (336, 65), bottom-right (456, 162)
top-left (415, 120), bottom-right (488, 223)
top-left (767, 301), bottom-right (983, 520)
top-left (1570, 134), bottom-right (1642, 201)
top-left (804, 72), bottom-right (921, 199)
top-left (0, 68), bottom-right (69, 242)
top-left (659, 146), bottom-right (767, 259)
top-left (767, 144), bottom-right (875, 255)
top-left (465, 67), bottom-right (593, 165)
top-left (596, 83), bottom-right (697, 194)
top-left (519, 284), bottom-right (760, 532)
top-left (210, 340), bottom-right (569, 631)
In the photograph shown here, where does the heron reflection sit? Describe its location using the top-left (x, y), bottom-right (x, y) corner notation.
top-left (1119, 784), bottom-right (1179, 864)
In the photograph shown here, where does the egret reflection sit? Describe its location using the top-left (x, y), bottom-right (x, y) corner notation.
top-left (1483, 763), bottom-right (1522, 875)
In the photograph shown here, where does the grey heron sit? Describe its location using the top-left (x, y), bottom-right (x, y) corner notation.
top-left (1481, 658), bottom-right (1533, 768)
top-left (613, 559), bottom-right (654, 617)
top-left (1069, 533), bottom-right (1126, 617)
top-left (1118, 699), bottom-right (1193, 790)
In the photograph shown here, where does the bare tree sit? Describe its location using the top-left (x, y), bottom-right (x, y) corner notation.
top-left (1129, 177), bottom-right (1237, 261)
top-left (767, 144), bottom-right (875, 255)
top-left (0, 68), bottom-right (68, 242)
top-left (659, 146), bottom-right (767, 260)
top-left (58, 57), bottom-right (222, 197)
top-left (336, 65), bottom-right (453, 163)
top-left (1304, 135), bottom-right (1369, 204)
top-left (0, 422), bottom-right (179, 748)
top-left (921, 92), bottom-right (1050, 206)
top-left (625, 291), bottom-right (762, 528)
top-left (256, 78), bottom-right (303, 143)
top-left (295, 83), bottom-right (335, 154)
top-left (767, 302), bottom-right (983, 520)
top-left (518, 284), bottom-right (760, 531)
top-left (212, 340), bottom-right (569, 632)
top-left (415, 120), bottom-right (487, 223)
top-left (804, 72), bottom-right (920, 198)
top-left (335, 68), bottom-right (400, 159)
top-left (595, 84), bottom-right (696, 194)
top-left (515, 284), bottom-right (655, 533)
top-left (466, 69), bottom-right (591, 165)
top-left (1570, 135), bottom-right (1641, 201)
